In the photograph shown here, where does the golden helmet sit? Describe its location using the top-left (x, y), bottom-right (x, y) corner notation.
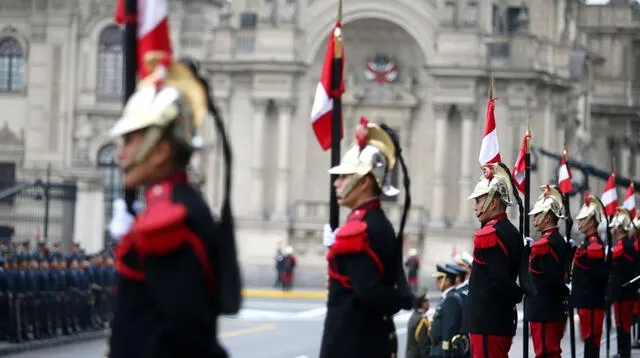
top-left (109, 53), bottom-right (207, 165)
top-left (328, 117), bottom-right (398, 198)
top-left (467, 163), bottom-right (517, 212)
top-left (528, 184), bottom-right (564, 219)
top-left (633, 214), bottom-right (640, 231)
top-left (575, 192), bottom-right (605, 224)
top-left (609, 207), bottom-right (634, 231)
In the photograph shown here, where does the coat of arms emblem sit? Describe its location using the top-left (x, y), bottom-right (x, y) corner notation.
top-left (364, 54), bottom-right (398, 84)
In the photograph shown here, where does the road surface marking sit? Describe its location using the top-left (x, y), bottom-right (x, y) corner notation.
top-left (294, 356), bottom-right (308, 358)
top-left (295, 307), bottom-right (327, 318)
top-left (219, 323), bottom-right (277, 338)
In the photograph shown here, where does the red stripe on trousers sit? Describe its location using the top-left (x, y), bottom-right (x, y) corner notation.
top-left (614, 299), bottom-right (635, 333)
top-left (530, 321), bottom-right (566, 358)
top-left (577, 308), bottom-right (605, 347)
top-left (470, 334), bottom-right (512, 358)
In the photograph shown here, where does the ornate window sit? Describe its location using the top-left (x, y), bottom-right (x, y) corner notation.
top-left (97, 143), bottom-right (123, 226)
top-left (0, 37), bottom-right (25, 93)
top-left (97, 25), bottom-right (123, 97)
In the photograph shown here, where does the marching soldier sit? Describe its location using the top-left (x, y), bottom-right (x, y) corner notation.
top-left (430, 264), bottom-right (466, 358)
top-left (608, 208), bottom-right (640, 357)
top-left (406, 289), bottom-right (432, 358)
top-left (572, 193), bottom-right (608, 357)
top-left (406, 248), bottom-right (421, 293)
top-left (105, 55), bottom-right (238, 357)
top-left (525, 185), bottom-right (569, 358)
top-left (464, 163), bottom-right (524, 358)
top-left (319, 118), bottom-right (413, 358)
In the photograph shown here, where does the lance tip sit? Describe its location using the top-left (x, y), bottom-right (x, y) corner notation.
top-left (489, 73), bottom-right (494, 99)
top-left (337, 0), bottom-right (343, 22)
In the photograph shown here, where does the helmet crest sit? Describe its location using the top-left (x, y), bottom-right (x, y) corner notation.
top-left (355, 116), bottom-right (369, 151)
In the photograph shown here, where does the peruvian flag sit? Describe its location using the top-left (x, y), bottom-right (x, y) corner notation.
top-left (512, 132), bottom-right (530, 193)
top-left (623, 183), bottom-right (636, 217)
top-left (115, 0), bottom-right (173, 78)
top-left (601, 173), bottom-right (618, 217)
top-left (310, 22), bottom-right (345, 151)
top-left (478, 98), bottom-right (501, 165)
top-left (557, 148), bottom-right (573, 194)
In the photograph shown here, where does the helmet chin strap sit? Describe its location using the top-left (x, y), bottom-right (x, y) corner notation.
top-left (122, 126), bottom-right (168, 174)
top-left (480, 189), bottom-right (497, 214)
top-left (338, 174), bottom-right (366, 200)
top-left (534, 212), bottom-right (547, 227)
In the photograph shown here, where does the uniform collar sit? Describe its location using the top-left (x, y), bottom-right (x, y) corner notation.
top-left (482, 213), bottom-right (508, 227)
top-left (456, 280), bottom-right (468, 289)
top-left (145, 170), bottom-right (188, 205)
top-left (347, 198), bottom-right (381, 220)
top-left (541, 227), bottom-right (560, 238)
top-left (442, 285), bottom-right (455, 298)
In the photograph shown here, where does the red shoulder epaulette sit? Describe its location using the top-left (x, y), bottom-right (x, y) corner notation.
top-left (586, 236), bottom-right (604, 259)
top-left (473, 225), bottom-right (509, 262)
top-left (118, 201), bottom-right (216, 295)
top-left (326, 219), bottom-right (384, 290)
top-left (530, 237), bottom-right (559, 263)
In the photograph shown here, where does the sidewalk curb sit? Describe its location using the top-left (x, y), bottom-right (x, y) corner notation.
top-left (0, 330), bottom-right (107, 355)
top-left (242, 289), bottom-right (442, 301)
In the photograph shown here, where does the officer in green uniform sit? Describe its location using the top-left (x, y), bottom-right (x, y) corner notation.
top-left (430, 265), bottom-right (465, 358)
top-left (406, 289), bottom-right (432, 358)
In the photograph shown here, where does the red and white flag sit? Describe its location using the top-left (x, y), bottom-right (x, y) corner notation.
top-left (557, 148), bottom-right (573, 194)
top-left (309, 22), bottom-right (345, 151)
top-left (478, 98), bottom-right (501, 165)
top-left (623, 183), bottom-right (636, 217)
top-left (512, 132), bottom-right (530, 193)
top-left (115, 0), bottom-right (173, 78)
top-left (601, 173), bottom-right (618, 217)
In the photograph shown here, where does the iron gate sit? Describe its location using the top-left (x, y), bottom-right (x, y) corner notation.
top-left (0, 179), bottom-right (77, 245)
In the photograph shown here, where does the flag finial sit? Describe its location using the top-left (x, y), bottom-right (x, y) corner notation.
top-left (489, 73), bottom-right (494, 99)
top-left (562, 145), bottom-right (568, 157)
top-left (333, 0), bottom-right (343, 59)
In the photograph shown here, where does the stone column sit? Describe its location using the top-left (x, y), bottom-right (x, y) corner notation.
top-left (455, 105), bottom-right (476, 227)
top-left (250, 99), bottom-right (267, 217)
top-left (273, 100), bottom-right (293, 219)
top-left (620, 140), bottom-right (632, 178)
top-left (430, 104), bottom-right (451, 228)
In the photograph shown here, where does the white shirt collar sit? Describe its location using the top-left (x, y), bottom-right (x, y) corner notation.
top-left (442, 286), bottom-right (455, 299)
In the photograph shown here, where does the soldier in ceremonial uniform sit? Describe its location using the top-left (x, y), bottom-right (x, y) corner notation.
top-left (464, 163), bottom-right (524, 358)
top-left (525, 185), bottom-right (569, 358)
top-left (632, 214), bottom-right (640, 350)
top-left (405, 248), bottom-right (421, 293)
top-left (431, 264), bottom-right (466, 358)
top-left (319, 118), bottom-right (413, 358)
top-left (572, 193), bottom-right (608, 357)
top-left (105, 55), bottom-right (232, 358)
top-left (406, 290), bottom-right (432, 358)
top-left (609, 208), bottom-right (640, 357)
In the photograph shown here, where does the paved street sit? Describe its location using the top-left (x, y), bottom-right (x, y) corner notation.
top-left (2, 295), bottom-right (638, 358)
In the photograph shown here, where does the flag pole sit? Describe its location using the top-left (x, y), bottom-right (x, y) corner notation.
top-left (523, 116), bottom-right (531, 358)
top-left (123, 0), bottom-right (138, 216)
top-left (561, 146), bottom-right (577, 358)
top-left (329, 0), bottom-right (343, 231)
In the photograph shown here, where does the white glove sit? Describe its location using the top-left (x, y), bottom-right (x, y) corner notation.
top-left (109, 198), bottom-right (136, 242)
top-left (523, 236), bottom-right (534, 246)
top-left (323, 223), bottom-right (337, 247)
top-left (566, 283), bottom-right (572, 294)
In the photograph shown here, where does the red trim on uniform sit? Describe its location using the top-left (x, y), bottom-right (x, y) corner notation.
top-left (614, 298), bottom-right (636, 333)
top-left (469, 334), bottom-right (512, 358)
top-left (473, 225), bottom-right (508, 265)
top-left (586, 236), bottom-right (604, 259)
top-left (115, 234), bottom-right (146, 281)
top-left (577, 308), bottom-right (605, 346)
top-left (144, 170), bottom-right (189, 205)
top-left (530, 321), bottom-right (565, 358)
top-left (347, 199), bottom-right (381, 221)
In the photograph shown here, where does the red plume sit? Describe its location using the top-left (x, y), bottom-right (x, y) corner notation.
top-left (482, 165), bottom-right (494, 181)
top-left (355, 116), bottom-right (369, 151)
top-left (584, 192), bottom-right (591, 206)
top-left (543, 184), bottom-right (550, 197)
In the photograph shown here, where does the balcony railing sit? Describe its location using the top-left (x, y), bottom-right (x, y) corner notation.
top-left (485, 34), bottom-right (572, 78)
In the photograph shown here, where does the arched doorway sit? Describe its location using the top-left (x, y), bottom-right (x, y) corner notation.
top-left (97, 143), bottom-right (122, 243)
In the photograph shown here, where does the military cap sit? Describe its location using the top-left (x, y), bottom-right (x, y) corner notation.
top-left (432, 264), bottom-right (458, 280)
top-left (456, 252), bottom-right (473, 268)
top-left (445, 264), bottom-right (467, 279)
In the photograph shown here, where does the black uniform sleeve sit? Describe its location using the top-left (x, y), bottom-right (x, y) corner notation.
top-left (484, 245), bottom-right (523, 303)
top-left (145, 245), bottom-right (212, 338)
top-left (344, 252), bottom-right (397, 315)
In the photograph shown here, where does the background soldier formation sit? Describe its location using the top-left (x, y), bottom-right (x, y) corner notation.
top-left (0, 239), bottom-right (116, 343)
top-left (404, 163), bottom-right (640, 358)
